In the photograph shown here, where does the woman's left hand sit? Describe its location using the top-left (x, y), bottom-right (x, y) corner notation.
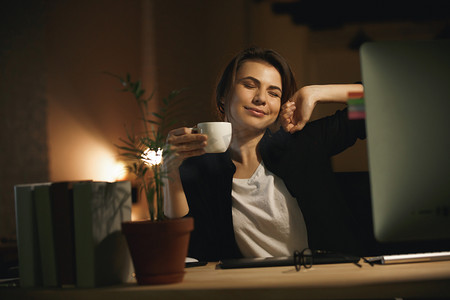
top-left (280, 86), bottom-right (317, 133)
top-left (280, 84), bottom-right (363, 133)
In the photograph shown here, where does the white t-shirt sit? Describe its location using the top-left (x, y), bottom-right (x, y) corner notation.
top-left (232, 162), bottom-right (308, 258)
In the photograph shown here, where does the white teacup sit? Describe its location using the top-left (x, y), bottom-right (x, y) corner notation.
top-left (194, 122), bottom-right (232, 153)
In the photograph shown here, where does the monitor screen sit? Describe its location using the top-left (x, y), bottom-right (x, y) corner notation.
top-left (360, 40), bottom-right (450, 244)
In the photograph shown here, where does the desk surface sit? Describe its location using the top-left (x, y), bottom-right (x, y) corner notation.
top-left (2, 260), bottom-right (450, 299)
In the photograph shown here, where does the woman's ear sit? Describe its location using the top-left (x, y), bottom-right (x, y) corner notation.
top-left (214, 97), bottom-right (227, 121)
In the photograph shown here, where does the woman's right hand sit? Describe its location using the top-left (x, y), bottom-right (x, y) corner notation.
top-left (165, 127), bottom-right (208, 167)
top-left (164, 126), bottom-right (204, 219)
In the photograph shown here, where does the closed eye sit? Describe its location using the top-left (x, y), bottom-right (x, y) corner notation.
top-left (243, 82), bottom-right (256, 89)
top-left (238, 76), bottom-right (282, 97)
top-left (238, 77), bottom-right (259, 89)
top-left (269, 91), bottom-right (281, 98)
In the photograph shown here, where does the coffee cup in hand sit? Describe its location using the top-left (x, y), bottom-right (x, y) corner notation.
top-left (194, 122), bottom-right (232, 153)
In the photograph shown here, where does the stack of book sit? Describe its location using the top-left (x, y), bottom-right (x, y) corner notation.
top-left (14, 181), bottom-right (133, 288)
top-left (348, 92), bottom-right (365, 120)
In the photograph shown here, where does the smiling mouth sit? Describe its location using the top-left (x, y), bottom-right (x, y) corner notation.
top-left (245, 106), bottom-right (267, 115)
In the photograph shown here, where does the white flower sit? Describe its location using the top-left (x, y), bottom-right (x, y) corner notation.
top-left (141, 148), bottom-right (163, 166)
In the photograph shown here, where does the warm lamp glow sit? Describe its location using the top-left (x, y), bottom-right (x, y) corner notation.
top-left (100, 155), bottom-right (127, 182)
top-left (48, 99), bottom-right (131, 182)
top-left (84, 145), bottom-right (128, 182)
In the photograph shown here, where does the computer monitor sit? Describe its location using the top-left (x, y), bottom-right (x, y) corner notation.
top-left (360, 40), bottom-right (450, 244)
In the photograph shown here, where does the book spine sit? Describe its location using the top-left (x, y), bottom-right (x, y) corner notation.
top-left (73, 181), bottom-right (133, 287)
top-left (92, 181), bottom-right (133, 286)
top-left (34, 185), bottom-right (58, 287)
top-left (14, 185), bottom-right (42, 287)
top-left (50, 182), bottom-right (76, 286)
top-left (73, 182), bottom-right (96, 288)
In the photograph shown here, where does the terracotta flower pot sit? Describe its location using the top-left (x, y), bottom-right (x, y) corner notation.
top-left (121, 217), bottom-right (194, 285)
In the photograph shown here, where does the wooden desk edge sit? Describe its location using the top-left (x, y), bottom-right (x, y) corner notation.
top-left (2, 261), bottom-right (450, 300)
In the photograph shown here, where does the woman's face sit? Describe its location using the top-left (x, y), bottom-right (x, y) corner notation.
top-left (226, 60), bottom-right (282, 133)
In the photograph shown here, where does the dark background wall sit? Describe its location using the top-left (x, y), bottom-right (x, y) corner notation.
top-left (1, 1), bottom-right (49, 241)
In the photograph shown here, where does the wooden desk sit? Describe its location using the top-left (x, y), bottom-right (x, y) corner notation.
top-left (2, 260), bottom-right (450, 299)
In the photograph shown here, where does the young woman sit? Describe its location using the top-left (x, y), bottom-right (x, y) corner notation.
top-left (163, 47), bottom-right (365, 261)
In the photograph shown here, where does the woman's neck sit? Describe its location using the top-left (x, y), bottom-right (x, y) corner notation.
top-left (229, 129), bottom-right (265, 178)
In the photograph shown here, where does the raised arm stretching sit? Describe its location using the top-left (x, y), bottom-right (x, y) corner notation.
top-left (280, 84), bottom-right (364, 133)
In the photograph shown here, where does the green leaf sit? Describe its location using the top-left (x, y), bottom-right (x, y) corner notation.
top-left (146, 89), bottom-right (155, 102)
top-left (133, 80), bottom-right (141, 94)
top-left (136, 89), bottom-right (145, 99)
top-left (152, 112), bottom-right (163, 119)
top-left (145, 119), bottom-right (160, 125)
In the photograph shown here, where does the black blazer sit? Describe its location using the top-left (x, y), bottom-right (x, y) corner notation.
top-left (180, 108), bottom-right (366, 261)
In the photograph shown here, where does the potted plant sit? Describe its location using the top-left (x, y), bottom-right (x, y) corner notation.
top-left (110, 73), bottom-right (194, 285)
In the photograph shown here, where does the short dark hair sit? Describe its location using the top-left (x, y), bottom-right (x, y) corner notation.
top-left (215, 47), bottom-right (297, 116)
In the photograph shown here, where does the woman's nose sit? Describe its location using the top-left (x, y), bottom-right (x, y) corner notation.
top-left (253, 89), bottom-right (266, 105)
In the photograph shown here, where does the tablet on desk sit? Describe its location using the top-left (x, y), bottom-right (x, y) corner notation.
top-left (217, 251), bottom-right (360, 269)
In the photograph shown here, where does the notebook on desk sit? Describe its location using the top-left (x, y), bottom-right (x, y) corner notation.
top-left (359, 40), bottom-right (450, 256)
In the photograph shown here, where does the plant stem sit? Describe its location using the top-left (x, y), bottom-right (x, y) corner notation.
top-left (142, 177), bottom-right (154, 221)
top-left (154, 164), bottom-right (165, 221)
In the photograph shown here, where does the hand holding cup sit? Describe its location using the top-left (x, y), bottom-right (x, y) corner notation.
top-left (195, 122), bottom-right (232, 153)
top-left (166, 122), bottom-right (232, 165)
